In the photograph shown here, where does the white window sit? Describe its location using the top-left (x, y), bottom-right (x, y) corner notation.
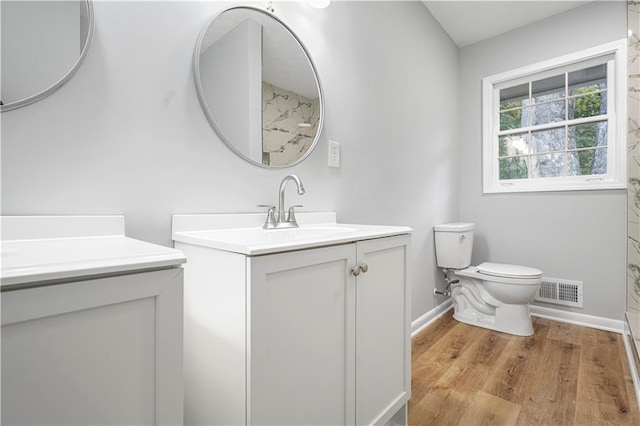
top-left (482, 40), bottom-right (627, 193)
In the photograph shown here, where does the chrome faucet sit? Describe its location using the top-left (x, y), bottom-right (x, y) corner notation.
top-left (258, 175), bottom-right (306, 229)
top-left (277, 175), bottom-right (305, 227)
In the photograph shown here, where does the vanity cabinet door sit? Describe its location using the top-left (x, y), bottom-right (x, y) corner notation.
top-left (355, 235), bottom-right (411, 425)
top-left (248, 244), bottom-right (357, 426)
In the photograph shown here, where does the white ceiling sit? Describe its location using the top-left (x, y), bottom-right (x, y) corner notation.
top-left (423, 1), bottom-right (593, 48)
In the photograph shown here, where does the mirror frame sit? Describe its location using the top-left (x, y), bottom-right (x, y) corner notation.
top-left (193, 5), bottom-right (325, 169)
top-left (0, 0), bottom-right (95, 113)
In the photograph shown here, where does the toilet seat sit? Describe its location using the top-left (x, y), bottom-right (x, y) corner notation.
top-left (477, 262), bottom-right (542, 279)
top-left (455, 264), bottom-right (542, 285)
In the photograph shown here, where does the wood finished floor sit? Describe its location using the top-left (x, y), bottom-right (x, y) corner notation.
top-left (408, 311), bottom-right (640, 425)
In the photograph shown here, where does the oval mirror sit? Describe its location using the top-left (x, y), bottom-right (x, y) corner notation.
top-left (194, 6), bottom-right (324, 168)
top-left (0, 0), bottom-right (94, 112)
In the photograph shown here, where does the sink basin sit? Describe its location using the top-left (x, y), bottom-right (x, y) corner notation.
top-left (256, 225), bottom-right (358, 240)
top-left (172, 214), bottom-right (412, 255)
top-left (178, 225), bottom-right (359, 248)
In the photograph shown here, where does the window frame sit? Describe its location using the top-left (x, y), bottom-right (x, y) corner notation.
top-left (482, 39), bottom-right (627, 194)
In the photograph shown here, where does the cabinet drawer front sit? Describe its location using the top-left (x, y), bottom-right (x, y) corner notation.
top-left (249, 244), bottom-right (356, 425)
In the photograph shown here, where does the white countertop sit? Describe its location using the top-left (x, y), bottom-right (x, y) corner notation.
top-left (1, 216), bottom-right (186, 289)
top-left (172, 213), bottom-right (412, 255)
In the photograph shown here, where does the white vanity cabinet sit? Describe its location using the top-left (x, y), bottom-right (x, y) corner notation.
top-left (2, 269), bottom-right (184, 426)
top-left (1, 216), bottom-right (186, 426)
top-left (175, 222), bottom-right (410, 426)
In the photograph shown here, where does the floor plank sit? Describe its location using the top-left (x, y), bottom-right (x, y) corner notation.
top-left (574, 327), bottom-right (636, 425)
top-left (546, 317), bottom-right (582, 345)
top-left (434, 328), bottom-right (510, 393)
top-left (409, 387), bottom-right (470, 425)
top-left (411, 313), bottom-right (458, 363)
top-left (480, 318), bottom-right (551, 404)
top-left (618, 333), bottom-right (640, 414)
top-left (410, 322), bottom-right (480, 405)
top-left (512, 328), bottom-right (580, 425)
top-left (457, 391), bottom-right (521, 426)
top-left (409, 311), bottom-right (640, 426)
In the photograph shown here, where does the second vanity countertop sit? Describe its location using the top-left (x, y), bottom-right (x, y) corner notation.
top-left (2, 216), bottom-right (186, 289)
top-left (172, 213), bottom-right (413, 255)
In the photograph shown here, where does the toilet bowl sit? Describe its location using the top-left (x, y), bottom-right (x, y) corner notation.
top-left (434, 223), bottom-right (542, 336)
top-left (451, 262), bottom-right (542, 336)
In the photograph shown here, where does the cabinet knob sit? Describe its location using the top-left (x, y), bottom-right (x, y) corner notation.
top-left (352, 264), bottom-right (369, 277)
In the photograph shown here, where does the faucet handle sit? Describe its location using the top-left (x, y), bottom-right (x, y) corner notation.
top-left (257, 205), bottom-right (277, 229)
top-left (287, 205), bottom-right (303, 223)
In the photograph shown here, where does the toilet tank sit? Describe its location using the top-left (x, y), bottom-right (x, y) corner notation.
top-left (433, 222), bottom-right (474, 269)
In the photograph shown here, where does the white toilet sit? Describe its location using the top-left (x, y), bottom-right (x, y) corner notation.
top-left (434, 222), bottom-right (543, 336)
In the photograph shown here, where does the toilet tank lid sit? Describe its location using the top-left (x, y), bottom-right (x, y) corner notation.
top-left (477, 262), bottom-right (542, 279)
top-left (434, 222), bottom-right (474, 232)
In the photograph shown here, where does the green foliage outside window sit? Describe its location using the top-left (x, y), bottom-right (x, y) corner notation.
top-left (499, 155), bottom-right (528, 180)
top-left (571, 85), bottom-right (605, 175)
top-left (499, 102), bottom-right (523, 131)
top-left (498, 84), bottom-right (605, 180)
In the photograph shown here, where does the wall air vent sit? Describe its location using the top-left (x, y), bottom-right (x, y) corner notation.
top-left (534, 277), bottom-right (583, 308)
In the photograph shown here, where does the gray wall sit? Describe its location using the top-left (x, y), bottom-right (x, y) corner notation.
top-left (0, 1), bottom-right (459, 323)
top-left (5, 0), bottom-right (625, 324)
top-left (458, 1), bottom-right (628, 320)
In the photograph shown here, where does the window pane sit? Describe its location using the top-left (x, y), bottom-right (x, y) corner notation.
top-left (568, 64), bottom-right (606, 95)
top-left (499, 157), bottom-right (528, 180)
top-left (568, 89), bottom-right (607, 119)
top-left (569, 83), bottom-right (606, 96)
top-left (500, 100), bottom-right (525, 112)
top-left (568, 121), bottom-right (607, 150)
top-left (531, 127), bottom-right (565, 154)
top-left (500, 83), bottom-right (529, 106)
top-left (567, 148), bottom-right (607, 176)
top-left (529, 101), bottom-right (565, 125)
top-left (500, 107), bottom-right (524, 130)
top-left (530, 152), bottom-right (565, 178)
top-left (531, 74), bottom-right (565, 104)
top-left (499, 133), bottom-right (529, 157)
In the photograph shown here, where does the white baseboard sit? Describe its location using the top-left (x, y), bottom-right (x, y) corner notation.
top-left (622, 319), bottom-right (640, 408)
top-left (411, 302), bottom-right (624, 337)
top-left (411, 299), bottom-right (453, 337)
top-left (530, 305), bottom-right (624, 334)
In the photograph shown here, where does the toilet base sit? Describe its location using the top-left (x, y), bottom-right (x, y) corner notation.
top-left (453, 303), bottom-right (534, 336)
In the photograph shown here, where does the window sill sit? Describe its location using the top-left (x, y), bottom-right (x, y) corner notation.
top-left (483, 177), bottom-right (626, 194)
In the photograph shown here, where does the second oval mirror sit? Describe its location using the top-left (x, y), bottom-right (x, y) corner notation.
top-left (194, 6), bottom-right (324, 168)
top-left (1, 0), bottom-right (94, 112)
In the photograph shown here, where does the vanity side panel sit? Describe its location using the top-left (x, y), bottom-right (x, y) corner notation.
top-left (176, 242), bottom-right (247, 426)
